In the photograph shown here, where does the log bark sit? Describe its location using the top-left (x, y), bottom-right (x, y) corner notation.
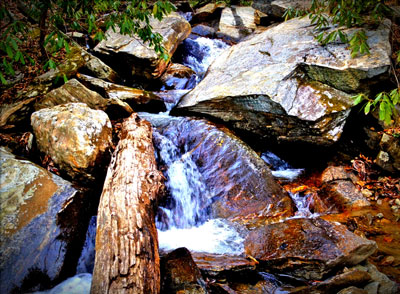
top-left (91, 113), bottom-right (164, 294)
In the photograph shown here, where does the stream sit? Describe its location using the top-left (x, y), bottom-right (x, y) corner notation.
top-left (37, 34), bottom-right (315, 293)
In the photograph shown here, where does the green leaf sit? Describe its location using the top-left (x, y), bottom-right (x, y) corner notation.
top-left (352, 94), bottom-right (364, 106)
top-left (364, 101), bottom-right (371, 114)
top-left (63, 73), bottom-right (68, 83)
top-left (0, 72), bottom-right (7, 84)
top-left (6, 45), bottom-right (13, 59)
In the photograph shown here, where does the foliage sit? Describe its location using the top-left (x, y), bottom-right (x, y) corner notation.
top-left (0, 0), bottom-right (175, 84)
top-left (284, 0), bottom-right (399, 125)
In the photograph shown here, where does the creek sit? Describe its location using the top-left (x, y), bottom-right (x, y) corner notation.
top-left (37, 34), bottom-right (320, 293)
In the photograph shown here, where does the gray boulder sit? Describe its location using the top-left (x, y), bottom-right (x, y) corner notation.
top-left (94, 12), bottom-right (191, 79)
top-left (175, 17), bottom-right (391, 146)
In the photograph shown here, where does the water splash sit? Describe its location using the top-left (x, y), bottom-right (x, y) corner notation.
top-left (158, 219), bottom-right (244, 255)
top-left (181, 36), bottom-right (230, 83)
top-left (289, 192), bottom-right (320, 219)
top-left (261, 151), bottom-right (303, 181)
top-left (33, 273), bottom-right (92, 294)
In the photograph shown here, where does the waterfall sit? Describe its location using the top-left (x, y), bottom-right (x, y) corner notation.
top-left (153, 131), bottom-right (211, 230)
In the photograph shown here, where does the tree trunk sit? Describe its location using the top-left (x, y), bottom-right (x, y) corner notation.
top-left (91, 113), bottom-right (164, 294)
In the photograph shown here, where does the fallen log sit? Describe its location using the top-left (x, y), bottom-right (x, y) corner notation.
top-left (91, 113), bottom-right (164, 294)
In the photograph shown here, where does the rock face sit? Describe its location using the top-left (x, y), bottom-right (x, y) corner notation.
top-left (244, 218), bottom-right (377, 280)
top-left (0, 147), bottom-right (89, 294)
top-left (142, 114), bottom-right (295, 227)
top-left (35, 78), bottom-right (133, 116)
top-left (320, 166), bottom-right (370, 210)
top-left (94, 12), bottom-right (191, 79)
top-left (31, 103), bottom-right (112, 182)
top-left (161, 248), bottom-right (208, 294)
top-left (77, 74), bottom-right (166, 112)
top-left (217, 6), bottom-right (259, 42)
top-left (252, 0), bottom-right (312, 18)
top-left (176, 17), bottom-right (391, 146)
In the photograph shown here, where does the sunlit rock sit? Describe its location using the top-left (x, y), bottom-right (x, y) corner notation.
top-left (0, 147), bottom-right (89, 294)
top-left (35, 78), bottom-right (133, 116)
top-left (161, 247), bottom-right (208, 294)
top-left (77, 74), bottom-right (166, 112)
top-left (244, 218), bottom-right (377, 280)
top-left (192, 2), bottom-right (226, 23)
top-left (94, 12), bottom-right (191, 79)
top-left (175, 17), bottom-right (391, 146)
top-left (252, 0), bottom-right (312, 18)
top-left (31, 103), bottom-right (112, 182)
top-left (217, 6), bottom-right (259, 42)
top-left (142, 115), bottom-right (295, 228)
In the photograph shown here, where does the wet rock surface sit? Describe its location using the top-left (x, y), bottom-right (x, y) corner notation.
top-left (375, 133), bottom-right (400, 173)
top-left (31, 103), bottom-right (112, 182)
top-left (161, 247), bottom-right (208, 294)
top-left (143, 115), bottom-right (295, 227)
top-left (176, 17), bottom-right (391, 146)
top-left (94, 12), bottom-right (191, 79)
top-left (0, 147), bottom-right (90, 294)
top-left (244, 218), bottom-right (377, 280)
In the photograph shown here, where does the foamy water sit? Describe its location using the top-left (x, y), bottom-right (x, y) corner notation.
top-left (158, 219), bottom-right (244, 255)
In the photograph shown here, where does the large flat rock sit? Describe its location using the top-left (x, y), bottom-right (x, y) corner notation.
top-left (175, 17), bottom-right (391, 146)
top-left (244, 217), bottom-right (377, 280)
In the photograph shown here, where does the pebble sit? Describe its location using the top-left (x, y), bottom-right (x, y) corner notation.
top-left (376, 213), bottom-right (384, 219)
top-left (395, 199), bottom-right (400, 206)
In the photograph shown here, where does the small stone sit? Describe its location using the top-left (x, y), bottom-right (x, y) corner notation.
top-left (376, 199), bottom-right (383, 205)
top-left (395, 199), bottom-right (400, 206)
top-left (362, 189), bottom-right (374, 198)
top-left (381, 256), bottom-right (395, 265)
top-left (375, 213), bottom-right (384, 219)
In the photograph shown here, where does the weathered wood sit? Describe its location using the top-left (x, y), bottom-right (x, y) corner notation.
top-left (91, 113), bottom-right (164, 294)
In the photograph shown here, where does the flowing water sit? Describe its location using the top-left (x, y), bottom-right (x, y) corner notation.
top-left (45, 33), bottom-right (315, 292)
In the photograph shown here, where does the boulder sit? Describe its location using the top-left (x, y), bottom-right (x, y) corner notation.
top-left (244, 218), bottom-right (377, 280)
top-left (252, 0), bottom-right (311, 18)
top-left (142, 114), bottom-right (295, 228)
top-left (192, 24), bottom-right (217, 38)
top-left (191, 252), bottom-right (257, 279)
top-left (161, 248), bottom-right (208, 294)
top-left (175, 17), bottom-right (391, 146)
top-left (0, 147), bottom-right (90, 294)
top-left (320, 166), bottom-right (370, 210)
top-left (192, 2), bottom-right (226, 23)
top-left (77, 74), bottom-right (166, 112)
top-left (35, 78), bottom-right (133, 116)
top-left (217, 6), bottom-right (259, 42)
top-left (31, 103), bottom-right (112, 182)
top-left (94, 12), bottom-right (191, 79)
top-left (160, 63), bottom-right (196, 90)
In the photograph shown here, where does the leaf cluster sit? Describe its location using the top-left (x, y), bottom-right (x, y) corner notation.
top-left (0, 0), bottom-right (176, 84)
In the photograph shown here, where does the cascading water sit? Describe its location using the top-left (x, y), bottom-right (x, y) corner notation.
top-left (180, 36), bottom-right (230, 83)
top-left (153, 130), bottom-right (211, 230)
top-left (261, 151), bottom-right (319, 219)
top-left (150, 116), bottom-right (244, 255)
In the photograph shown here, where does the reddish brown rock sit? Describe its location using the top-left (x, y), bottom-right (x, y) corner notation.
top-left (244, 218), bottom-right (377, 280)
top-left (161, 248), bottom-right (208, 294)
